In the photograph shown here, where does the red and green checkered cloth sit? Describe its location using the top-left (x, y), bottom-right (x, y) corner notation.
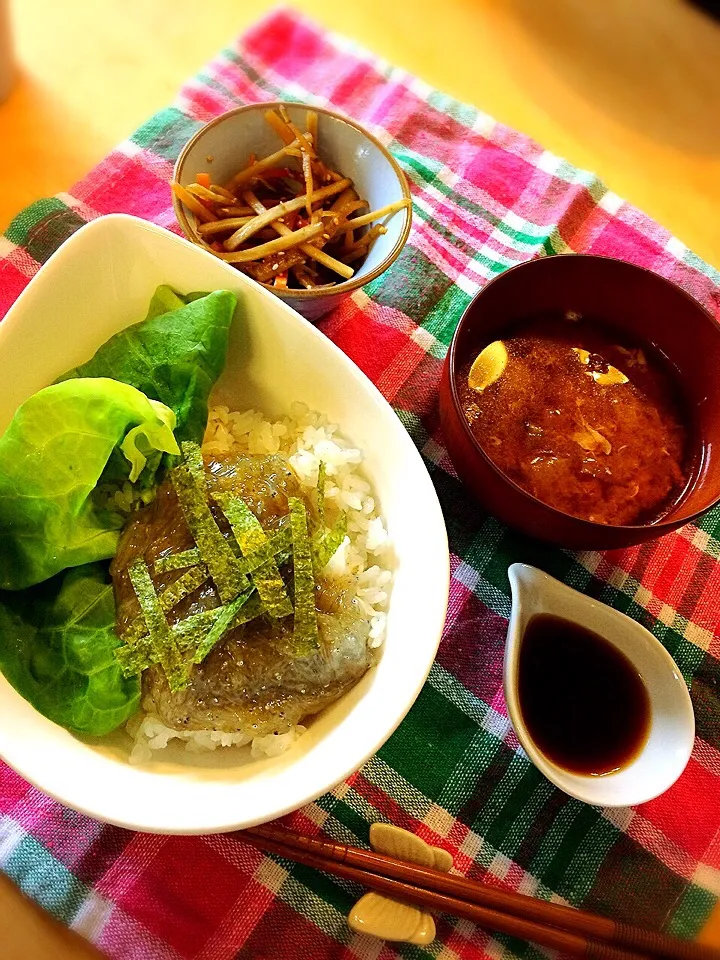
top-left (2, 8), bottom-right (720, 959)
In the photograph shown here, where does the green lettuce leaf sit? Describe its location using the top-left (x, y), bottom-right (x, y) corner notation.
top-left (0, 378), bottom-right (180, 590)
top-left (144, 284), bottom-right (188, 320)
top-left (0, 563), bottom-right (140, 735)
top-left (0, 287), bottom-right (240, 736)
top-left (57, 288), bottom-right (236, 444)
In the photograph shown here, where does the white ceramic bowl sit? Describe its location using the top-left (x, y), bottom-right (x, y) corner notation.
top-left (172, 101), bottom-right (412, 322)
top-left (0, 214), bottom-right (449, 834)
top-left (504, 564), bottom-right (694, 807)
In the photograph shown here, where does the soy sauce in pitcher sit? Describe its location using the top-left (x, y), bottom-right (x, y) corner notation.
top-left (518, 614), bottom-right (651, 776)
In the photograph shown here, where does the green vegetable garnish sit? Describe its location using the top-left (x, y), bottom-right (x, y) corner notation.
top-left (226, 591), bottom-right (265, 627)
top-left (155, 526), bottom-right (291, 581)
top-left (289, 498), bottom-right (319, 654)
top-left (0, 286), bottom-right (240, 734)
top-left (0, 563), bottom-right (140, 735)
top-left (216, 494), bottom-right (292, 619)
top-left (117, 604), bottom-right (223, 677)
top-left (171, 606), bottom-right (225, 644)
top-left (171, 442), bottom-right (247, 602)
top-left (117, 588), bottom-right (265, 679)
top-left (313, 514), bottom-right (348, 572)
top-left (0, 379), bottom-right (180, 591)
top-left (154, 549), bottom-right (202, 575)
top-left (156, 565), bottom-right (210, 613)
top-left (237, 525), bottom-right (292, 575)
top-left (120, 398), bottom-right (180, 483)
top-left (316, 461), bottom-right (327, 529)
top-left (128, 560), bottom-right (188, 692)
top-left (57, 288), bottom-right (236, 445)
top-left (121, 526), bottom-right (294, 665)
top-left (114, 636), bottom-right (152, 677)
top-left (311, 462), bottom-right (349, 571)
top-left (122, 564), bottom-right (210, 646)
top-left (143, 285), bottom-right (188, 320)
top-left (192, 589), bottom-right (255, 663)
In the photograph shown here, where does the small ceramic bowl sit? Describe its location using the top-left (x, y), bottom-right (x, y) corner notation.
top-left (439, 254), bottom-right (720, 550)
top-left (504, 564), bottom-right (694, 807)
top-left (172, 101), bottom-right (412, 322)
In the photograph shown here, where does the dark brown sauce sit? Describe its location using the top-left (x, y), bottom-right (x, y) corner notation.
top-left (518, 614), bottom-right (651, 776)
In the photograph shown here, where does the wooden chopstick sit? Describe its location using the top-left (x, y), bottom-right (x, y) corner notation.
top-left (244, 825), bottom-right (719, 960)
top-left (244, 829), bottom-right (638, 960)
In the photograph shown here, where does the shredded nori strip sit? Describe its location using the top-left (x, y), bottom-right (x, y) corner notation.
top-left (154, 548), bottom-right (202, 574)
top-left (316, 461), bottom-right (326, 529)
top-left (216, 493), bottom-right (292, 619)
top-left (312, 514), bottom-right (348, 572)
top-left (237, 525), bottom-right (292, 575)
top-left (115, 637), bottom-right (152, 676)
top-left (227, 590), bottom-right (265, 627)
top-left (192, 589), bottom-right (254, 663)
top-left (172, 606), bottom-right (225, 644)
top-left (122, 564), bottom-right (210, 646)
top-left (171, 441), bottom-right (247, 602)
top-left (152, 529), bottom-right (291, 585)
top-left (289, 497), bottom-right (319, 654)
top-left (117, 588), bottom-right (262, 680)
top-left (116, 455), bottom-right (343, 678)
top-left (116, 602), bottom-right (242, 678)
top-left (117, 527), bottom-right (291, 675)
top-left (157, 565), bottom-right (210, 614)
top-left (128, 560), bottom-right (188, 691)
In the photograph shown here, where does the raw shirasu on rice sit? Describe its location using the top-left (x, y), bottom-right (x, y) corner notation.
top-left (111, 403), bottom-right (392, 762)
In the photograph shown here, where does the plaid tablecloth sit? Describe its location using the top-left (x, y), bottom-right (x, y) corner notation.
top-left (2, 8), bottom-right (720, 959)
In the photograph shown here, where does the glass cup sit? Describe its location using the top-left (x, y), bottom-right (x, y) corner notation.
top-left (0, 0), bottom-right (14, 104)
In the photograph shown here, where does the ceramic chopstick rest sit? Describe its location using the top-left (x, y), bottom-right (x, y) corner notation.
top-left (347, 823), bottom-right (453, 945)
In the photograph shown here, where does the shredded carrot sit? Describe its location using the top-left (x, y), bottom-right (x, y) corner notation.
top-left (196, 172), bottom-right (211, 188)
top-left (284, 211), bottom-right (300, 231)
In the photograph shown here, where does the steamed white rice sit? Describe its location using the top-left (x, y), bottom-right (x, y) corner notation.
top-left (129, 403), bottom-right (393, 763)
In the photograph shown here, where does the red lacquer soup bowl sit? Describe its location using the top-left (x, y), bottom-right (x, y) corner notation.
top-left (439, 255), bottom-right (720, 550)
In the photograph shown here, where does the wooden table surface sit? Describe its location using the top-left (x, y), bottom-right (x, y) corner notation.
top-left (1, 0), bottom-right (720, 267)
top-left (1, 0), bottom-right (720, 956)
